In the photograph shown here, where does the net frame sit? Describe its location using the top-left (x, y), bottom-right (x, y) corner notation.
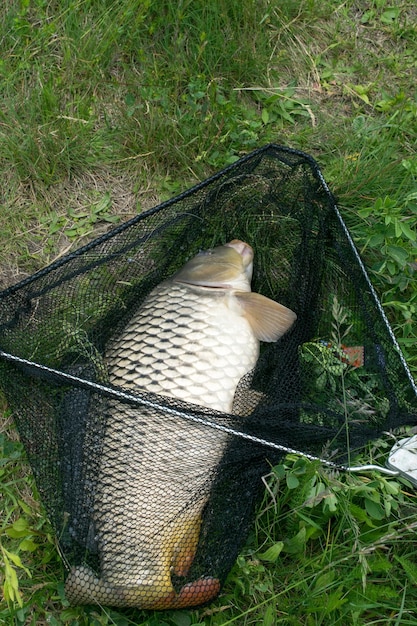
top-left (1, 144), bottom-right (416, 608)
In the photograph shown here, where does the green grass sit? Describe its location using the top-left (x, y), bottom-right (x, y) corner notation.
top-left (1, 0), bottom-right (417, 623)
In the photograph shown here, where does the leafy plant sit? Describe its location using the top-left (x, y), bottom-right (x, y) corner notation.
top-left (299, 295), bottom-right (391, 454)
top-left (42, 192), bottom-right (120, 241)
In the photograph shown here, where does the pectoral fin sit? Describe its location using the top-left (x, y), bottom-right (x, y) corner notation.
top-left (235, 292), bottom-right (297, 342)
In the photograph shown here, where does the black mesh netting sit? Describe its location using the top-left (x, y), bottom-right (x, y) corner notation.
top-left (0, 145), bottom-right (416, 609)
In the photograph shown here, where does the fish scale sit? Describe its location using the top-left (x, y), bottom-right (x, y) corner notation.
top-left (65, 240), bottom-right (296, 609)
top-left (107, 282), bottom-right (259, 412)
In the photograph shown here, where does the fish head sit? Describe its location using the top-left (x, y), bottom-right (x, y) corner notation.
top-left (173, 239), bottom-right (254, 292)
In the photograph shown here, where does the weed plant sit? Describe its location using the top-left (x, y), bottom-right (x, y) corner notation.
top-left (1, 0), bottom-right (417, 624)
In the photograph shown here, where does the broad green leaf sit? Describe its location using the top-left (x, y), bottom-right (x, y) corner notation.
top-left (361, 9), bottom-right (375, 23)
top-left (11, 517), bottom-right (29, 531)
top-left (286, 472), bottom-right (300, 490)
top-left (272, 464), bottom-right (286, 480)
top-left (283, 527), bottom-right (306, 554)
top-left (372, 259), bottom-right (386, 273)
top-left (380, 8), bottom-right (400, 23)
top-left (19, 538), bottom-right (38, 552)
top-left (261, 108), bottom-right (269, 124)
top-left (368, 232), bottom-right (385, 247)
top-left (400, 221), bottom-right (416, 241)
top-left (279, 107), bottom-right (296, 124)
top-left (257, 542), bottom-right (284, 563)
top-left (6, 517), bottom-right (30, 538)
top-left (349, 502), bottom-right (374, 525)
top-left (386, 245), bottom-right (409, 267)
top-left (364, 498), bottom-right (385, 520)
top-left (384, 480), bottom-right (401, 495)
top-left (17, 499), bottom-right (33, 515)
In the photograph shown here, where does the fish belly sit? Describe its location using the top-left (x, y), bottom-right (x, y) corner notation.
top-left (65, 283), bottom-right (258, 608)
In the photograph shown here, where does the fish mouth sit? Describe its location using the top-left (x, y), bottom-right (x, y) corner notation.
top-left (224, 239), bottom-right (254, 267)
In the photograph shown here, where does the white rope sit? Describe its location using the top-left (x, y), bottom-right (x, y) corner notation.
top-left (0, 350), bottom-right (399, 476)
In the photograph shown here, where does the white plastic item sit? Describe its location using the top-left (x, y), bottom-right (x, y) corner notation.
top-left (386, 435), bottom-right (417, 486)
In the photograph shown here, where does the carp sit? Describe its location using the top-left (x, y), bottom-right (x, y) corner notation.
top-left (65, 239), bottom-right (297, 609)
